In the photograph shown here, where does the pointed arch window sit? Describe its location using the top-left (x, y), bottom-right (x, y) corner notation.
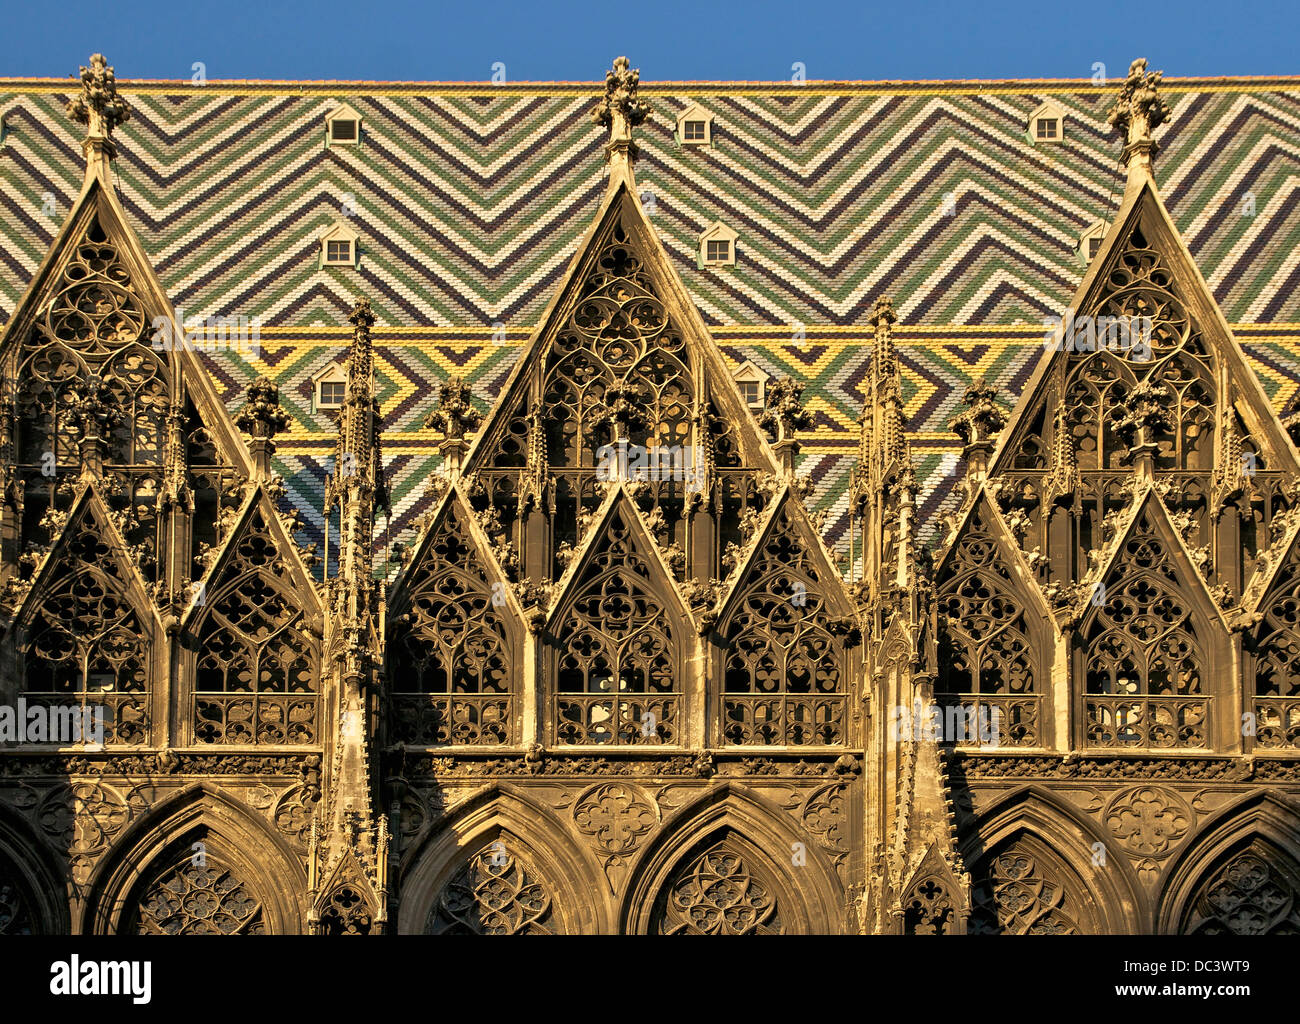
top-left (1248, 541), bottom-right (1300, 750)
top-left (1081, 512), bottom-right (1209, 750)
top-left (388, 501), bottom-right (515, 746)
top-left (552, 505), bottom-right (682, 746)
top-left (191, 509), bottom-right (319, 745)
top-left (652, 836), bottom-right (783, 935)
top-left (19, 504), bottom-right (150, 745)
top-left (128, 846), bottom-right (267, 934)
top-left (717, 506), bottom-right (848, 746)
top-left (935, 503), bottom-right (1041, 748)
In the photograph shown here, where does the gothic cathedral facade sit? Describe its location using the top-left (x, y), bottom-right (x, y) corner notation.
top-left (0, 55), bottom-right (1298, 935)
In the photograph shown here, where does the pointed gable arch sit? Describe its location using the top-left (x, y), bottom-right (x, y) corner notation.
top-left (459, 179), bottom-right (781, 580)
top-left (713, 485), bottom-right (856, 747)
top-left (313, 850), bottom-right (377, 936)
top-left (539, 194), bottom-right (696, 464)
top-left (81, 783), bottom-right (307, 935)
top-left (1241, 521), bottom-right (1300, 748)
top-left (985, 176), bottom-right (1300, 594)
top-left (958, 786), bottom-right (1143, 935)
top-left (1, 175), bottom-right (250, 475)
top-left (467, 179), bottom-right (775, 478)
top-left (1078, 489), bottom-right (1229, 751)
top-left (1, 172), bottom-right (251, 618)
top-left (900, 842), bottom-right (969, 935)
top-left (545, 485), bottom-right (691, 747)
top-left (398, 782), bottom-right (611, 934)
top-left (1157, 792), bottom-right (1300, 934)
top-left (933, 488), bottom-right (1053, 748)
top-left (182, 488), bottom-right (323, 746)
top-left (619, 781), bottom-right (842, 935)
top-left (386, 483), bottom-right (526, 746)
top-left (8, 482), bottom-right (155, 745)
top-left (994, 178), bottom-right (1297, 483)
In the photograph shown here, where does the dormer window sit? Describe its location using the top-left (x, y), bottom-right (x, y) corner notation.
top-left (699, 221), bottom-right (738, 268)
top-left (319, 222), bottom-right (360, 268)
top-left (733, 360), bottom-right (770, 411)
top-left (676, 103), bottom-right (714, 147)
top-left (1028, 101), bottom-right (1066, 145)
top-left (326, 103), bottom-right (362, 148)
top-left (312, 361), bottom-right (347, 411)
top-left (1078, 219), bottom-right (1108, 266)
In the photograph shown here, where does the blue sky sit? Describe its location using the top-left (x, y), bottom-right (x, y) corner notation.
top-left (4, 0), bottom-right (1296, 81)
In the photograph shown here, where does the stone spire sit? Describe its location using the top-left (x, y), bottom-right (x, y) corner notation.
top-left (591, 56), bottom-right (650, 187)
top-left (326, 296), bottom-right (388, 623)
top-left (66, 53), bottom-right (131, 183)
top-left (310, 295), bottom-right (389, 934)
top-left (1107, 58), bottom-right (1171, 189)
top-left (851, 297), bottom-right (914, 588)
top-left (867, 297), bottom-right (907, 483)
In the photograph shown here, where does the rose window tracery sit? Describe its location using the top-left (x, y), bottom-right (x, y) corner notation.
top-left (427, 842), bottom-right (555, 935)
top-left (132, 859), bottom-right (265, 935)
top-left (654, 840), bottom-right (783, 935)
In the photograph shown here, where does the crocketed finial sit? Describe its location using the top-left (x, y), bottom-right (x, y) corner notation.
top-left (591, 56), bottom-right (650, 181)
top-left (67, 54), bottom-right (131, 175)
top-left (1107, 58), bottom-right (1172, 183)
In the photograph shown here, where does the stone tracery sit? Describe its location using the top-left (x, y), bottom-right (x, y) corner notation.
top-left (0, 51), bottom-right (1297, 941)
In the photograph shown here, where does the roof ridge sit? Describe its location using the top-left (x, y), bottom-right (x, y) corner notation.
top-left (4, 73), bottom-right (1300, 92)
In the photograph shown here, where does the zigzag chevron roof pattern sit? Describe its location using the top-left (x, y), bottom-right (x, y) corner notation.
top-left (2, 79), bottom-right (1300, 327)
top-left (2, 76), bottom-right (1300, 568)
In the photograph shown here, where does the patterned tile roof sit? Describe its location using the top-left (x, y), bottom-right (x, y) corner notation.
top-left (2, 75), bottom-right (1299, 559)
